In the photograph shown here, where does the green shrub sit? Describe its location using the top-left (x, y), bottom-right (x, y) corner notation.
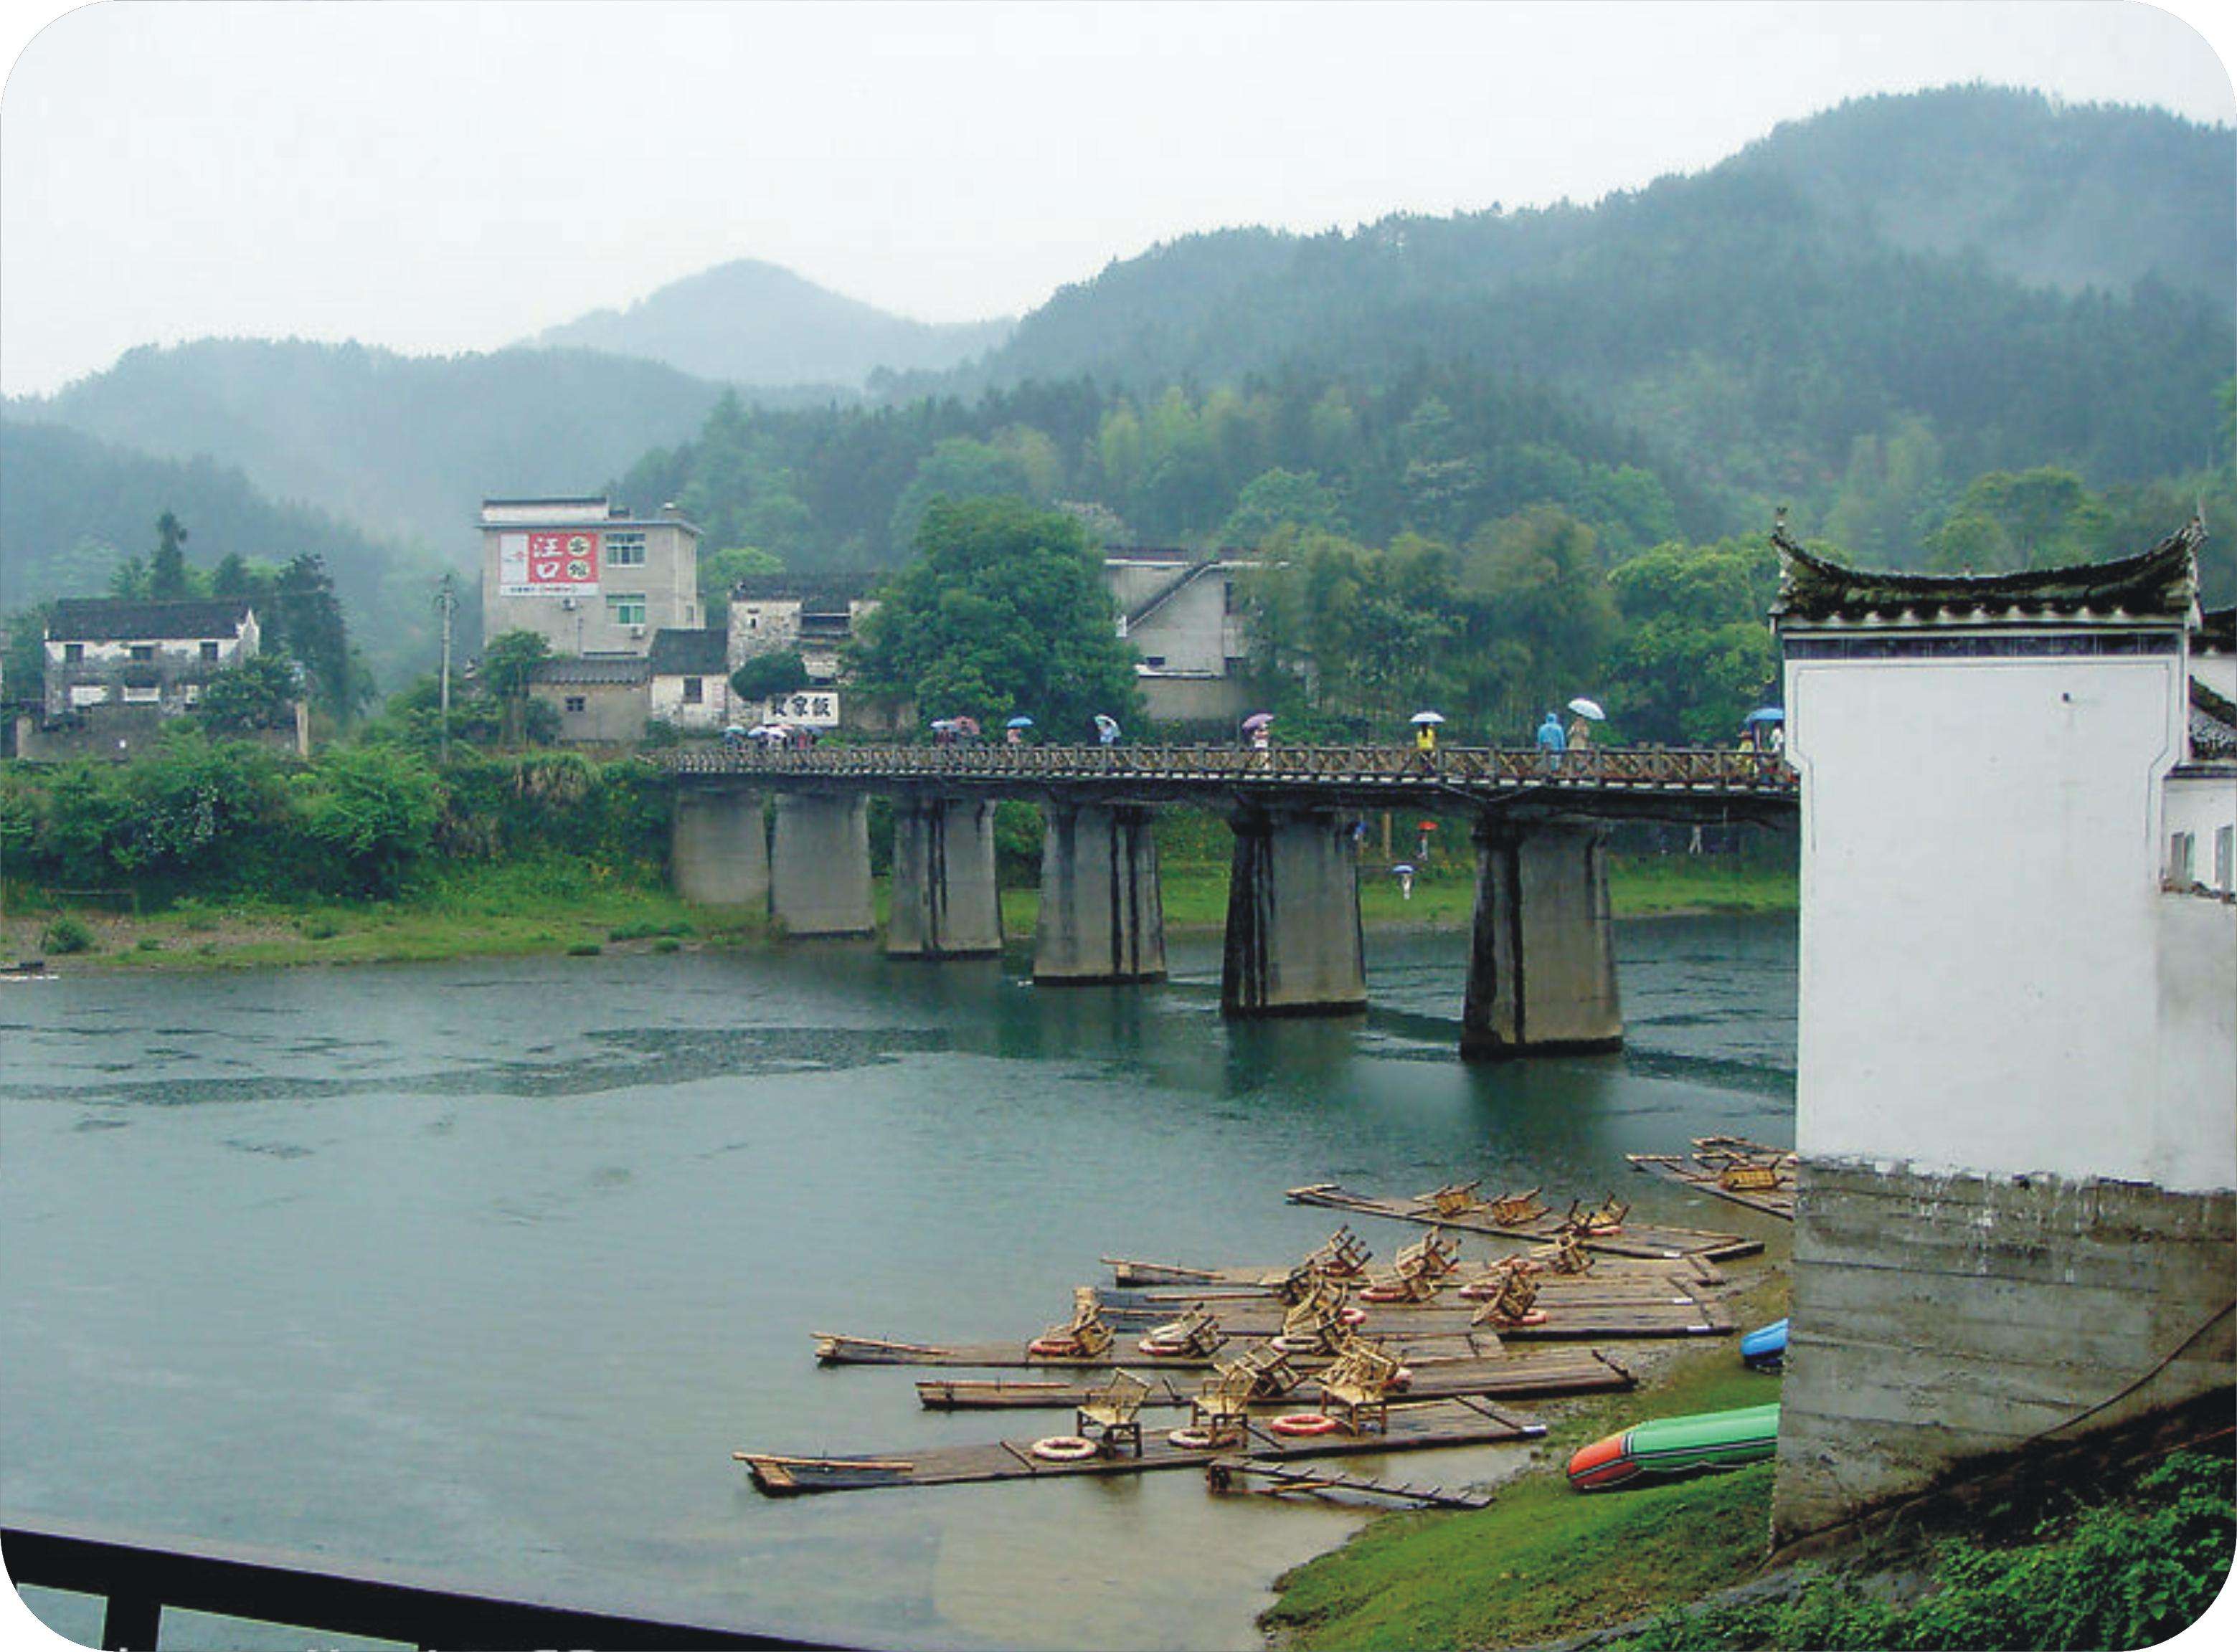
top-left (41, 915), bottom-right (95, 954)
top-left (566, 941), bottom-right (602, 956)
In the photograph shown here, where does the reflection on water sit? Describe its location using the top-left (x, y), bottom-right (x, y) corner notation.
top-left (0, 916), bottom-right (1794, 1651)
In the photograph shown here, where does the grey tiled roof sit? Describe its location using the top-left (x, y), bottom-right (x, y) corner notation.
top-left (1772, 522), bottom-right (2203, 626)
top-left (49, 598), bottom-right (254, 642)
top-left (531, 655), bottom-right (651, 686)
top-left (648, 628), bottom-right (729, 675)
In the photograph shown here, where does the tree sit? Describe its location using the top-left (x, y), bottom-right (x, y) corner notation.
top-left (1221, 468), bottom-right (1348, 546)
top-left (150, 511), bottom-right (193, 600)
top-left (294, 744), bottom-right (443, 896)
top-left (1602, 537), bottom-right (1782, 743)
top-left (848, 498), bottom-right (1143, 737)
top-left (197, 652), bottom-right (300, 734)
top-left (730, 650), bottom-right (810, 706)
top-left (478, 630), bottom-right (552, 748)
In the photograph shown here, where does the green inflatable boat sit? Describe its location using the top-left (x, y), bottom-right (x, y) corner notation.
top-left (1566, 1401), bottom-right (1780, 1491)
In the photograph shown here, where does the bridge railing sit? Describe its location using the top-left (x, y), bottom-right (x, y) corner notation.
top-left (665, 743), bottom-right (1797, 792)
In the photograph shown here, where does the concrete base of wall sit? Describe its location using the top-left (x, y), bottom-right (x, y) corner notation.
top-left (671, 789), bottom-right (767, 908)
top-left (1772, 1159), bottom-right (2237, 1549)
top-left (1221, 806), bottom-right (1366, 1017)
top-left (768, 792), bottom-right (873, 937)
top-left (1034, 802), bottom-right (1166, 984)
top-left (1461, 821), bottom-right (1622, 1058)
top-left (887, 796), bottom-right (1003, 959)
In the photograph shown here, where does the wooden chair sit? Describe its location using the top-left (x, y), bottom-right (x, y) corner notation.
top-left (1361, 1228), bottom-right (1457, 1302)
top-left (1315, 1337), bottom-right (1404, 1436)
top-left (1277, 1283), bottom-right (1351, 1356)
top-left (1189, 1359), bottom-right (1259, 1436)
top-left (1490, 1186), bottom-right (1548, 1226)
top-left (1469, 1268), bottom-right (1542, 1329)
top-left (1399, 1228), bottom-right (1460, 1280)
top-left (1305, 1225), bottom-right (1371, 1278)
top-left (1074, 1369), bottom-right (1150, 1457)
top-left (1138, 1303), bottom-right (1226, 1359)
top-left (1530, 1232), bottom-right (1593, 1275)
top-left (1030, 1288), bottom-right (1113, 1359)
top-left (1422, 1180), bottom-right (1486, 1218)
top-left (1560, 1195), bottom-right (1630, 1237)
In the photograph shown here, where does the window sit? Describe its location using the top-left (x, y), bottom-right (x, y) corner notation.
top-left (2215, 827), bottom-right (2233, 895)
top-left (63, 643), bottom-right (83, 663)
top-left (122, 683), bottom-right (161, 703)
top-left (564, 695), bottom-right (587, 714)
top-left (2168, 832), bottom-right (2195, 888)
top-left (605, 532), bottom-right (647, 567)
top-left (682, 676), bottom-right (703, 704)
top-left (607, 594), bottom-right (647, 627)
top-left (129, 645), bottom-right (155, 662)
top-left (200, 641), bottom-right (220, 662)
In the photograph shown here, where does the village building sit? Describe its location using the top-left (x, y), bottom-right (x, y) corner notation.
top-left (1102, 549), bottom-right (1259, 727)
top-left (479, 495), bottom-right (702, 658)
top-left (1769, 521), bottom-right (2235, 1549)
top-left (646, 627), bottom-right (736, 734)
top-left (727, 574), bottom-right (878, 730)
top-left (525, 655), bottom-right (651, 747)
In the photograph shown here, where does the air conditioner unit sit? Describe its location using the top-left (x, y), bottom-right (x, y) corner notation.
top-left (560, 597), bottom-right (577, 611)
top-left (629, 625), bottom-right (645, 638)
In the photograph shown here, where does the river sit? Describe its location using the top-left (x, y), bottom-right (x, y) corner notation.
top-left (0, 916), bottom-right (1794, 1651)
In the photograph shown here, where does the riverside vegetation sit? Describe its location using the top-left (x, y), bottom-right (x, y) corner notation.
top-left (0, 734), bottom-right (1792, 969)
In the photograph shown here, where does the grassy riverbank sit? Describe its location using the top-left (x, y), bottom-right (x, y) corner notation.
top-left (2, 853), bottom-right (1792, 971)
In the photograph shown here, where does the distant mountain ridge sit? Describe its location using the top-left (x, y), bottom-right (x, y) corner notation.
top-left (525, 259), bottom-right (1014, 387)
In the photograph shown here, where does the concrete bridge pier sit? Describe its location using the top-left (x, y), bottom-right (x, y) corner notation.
top-left (768, 791), bottom-right (874, 937)
top-left (1221, 805), bottom-right (1366, 1017)
top-left (671, 788), bottom-right (767, 908)
top-left (887, 795), bottom-right (1003, 959)
top-left (1461, 819), bottom-right (1622, 1058)
top-left (1034, 802), bottom-right (1166, 984)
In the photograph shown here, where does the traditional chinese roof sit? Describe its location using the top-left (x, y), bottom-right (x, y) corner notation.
top-left (2193, 678), bottom-right (2237, 760)
top-left (729, 574), bottom-right (876, 613)
top-left (531, 655), bottom-right (651, 686)
top-left (2198, 604), bottom-right (2236, 654)
top-left (48, 597), bottom-right (255, 643)
top-left (647, 627), bottom-right (729, 677)
top-left (1771, 521), bottom-right (2203, 627)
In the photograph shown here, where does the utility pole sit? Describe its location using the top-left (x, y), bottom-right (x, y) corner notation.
top-left (435, 573), bottom-right (456, 764)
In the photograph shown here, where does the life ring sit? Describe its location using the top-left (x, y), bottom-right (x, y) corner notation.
top-left (1359, 1283), bottom-right (1413, 1303)
top-left (1027, 1337), bottom-right (1082, 1359)
top-left (1272, 1334), bottom-right (1324, 1354)
top-left (1166, 1426), bottom-right (1231, 1451)
top-left (1391, 1366), bottom-right (1414, 1391)
top-left (1339, 1305), bottom-right (1368, 1326)
top-left (1485, 1309), bottom-right (1549, 1327)
top-left (1137, 1335), bottom-right (1193, 1357)
top-left (1146, 1320), bottom-right (1187, 1343)
top-left (1456, 1281), bottom-right (1497, 1301)
top-left (1030, 1435), bottom-right (1100, 1462)
top-left (1270, 1413), bottom-right (1340, 1437)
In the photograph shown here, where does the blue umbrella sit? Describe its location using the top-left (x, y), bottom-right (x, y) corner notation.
top-left (1006, 716), bottom-right (1035, 728)
top-left (1745, 707), bottom-right (1785, 724)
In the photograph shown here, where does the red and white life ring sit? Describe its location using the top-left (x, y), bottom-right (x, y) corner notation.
top-left (1358, 1283), bottom-right (1414, 1303)
top-left (1269, 1413), bottom-right (1340, 1437)
top-left (1030, 1435), bottom-right (1100, 1462)
top-left (1390, 1366), bottom-right (1414, 1391)
top-left (1137, 1335), bottom-right (1193, 1357)
top-left (1272, 1334), bottom-right (1324, 1354)
top-left (1339, 1305), bottom-right (1368, 1326)
top-left (1166, 1426), bottom-right (1231, 1451)
top-left (1028, 1337), bottom-right (1082, 1359)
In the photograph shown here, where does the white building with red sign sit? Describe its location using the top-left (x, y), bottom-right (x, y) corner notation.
top-left (479, 496), bottom-right (702, 657)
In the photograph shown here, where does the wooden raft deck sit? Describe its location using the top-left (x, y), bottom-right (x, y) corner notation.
top-left (814, 1328), bottom-right (1508, 1367)
top-left (737, 1395), bottom-right (1544, 1496)
top-left (916, 1348), bottom-right (1635, 1410)
top-left (1095, 1290), bottom-right (1730, 1341)
top-left (1285, 1182), bottom-right (1764, 1262)
top-left (1104, 1253), bottom-right (1728, 1291)
top-left (1627, 1143), bottom-right (1798, 1221)
top-left (1098, 1273), bottom-right (1721, 1320)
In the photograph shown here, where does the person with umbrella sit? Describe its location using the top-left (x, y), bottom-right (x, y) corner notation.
top-left (1566, 697), bottom-right (1605, 763)
top-left (1411, 710), bottom-right (1444, 768)
top-left (1005, 715), bottom-right (1034, 748)
top-left (1241, 711), bottom-right (1273, 765)
top-left (1094, 714), bottom-right (1121, 749)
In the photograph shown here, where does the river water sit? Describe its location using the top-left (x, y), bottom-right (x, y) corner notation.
top-left (1, 917), bottom-right (1794, 1651)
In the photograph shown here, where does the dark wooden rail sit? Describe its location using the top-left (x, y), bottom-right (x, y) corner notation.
top-left (2, 1518), bottom-right (833, 1651)
top-left (663, 744), bottom-right (1797, 817)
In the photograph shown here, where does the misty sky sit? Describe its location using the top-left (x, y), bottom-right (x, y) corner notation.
top-left (1, 0), bottom-right (2231, 399)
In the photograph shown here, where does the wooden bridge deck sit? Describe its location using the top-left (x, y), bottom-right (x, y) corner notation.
top-left (667, 743), bottom-right (1797, 817)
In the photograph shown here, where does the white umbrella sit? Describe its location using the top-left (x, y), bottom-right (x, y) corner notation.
top-left (1409, 711), bottom-right (1446, 726)
top-left (1240, 712), bottom-right (1274, 731)
top-left (1093, 714), bottom-right (1120, 734)
top-left (1567, 697), bottom-right (1607, 721)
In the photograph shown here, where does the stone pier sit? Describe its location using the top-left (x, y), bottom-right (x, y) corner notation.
top-left (670, 788), bottom-right (768, 908)
top-left (768, 791), bottom-right (874, 937)
top-left (887, 795), bottom-right (1003, 959)
top-left (1034, 802), bottom-right (1166, 984)
top-left (1221, 806), bottom-right (1366, 1017)
top-left (1461, 820), bottom-right (1622, 1058)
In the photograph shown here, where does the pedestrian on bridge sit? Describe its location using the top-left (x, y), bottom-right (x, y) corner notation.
top-left (1537, 711), bottom-right (1567, 771)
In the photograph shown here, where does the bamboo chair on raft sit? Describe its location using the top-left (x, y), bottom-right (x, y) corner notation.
top-left (1469, 1268), bottom-right (1543, 1329)
top-left (1274, 1278), bottom-right (1355, 1356)
top-left (1190, 1344), bottom-right (1300, 1436)
top-left (1315, 1338), bottom-right (1405, 1436)
top-left (1559, 1195), bottom-right (1630, 1238)
top-left (1358, 1227), bottom-right (1462, 1303)
top-left (1029, 1287), bottom-right (1114, 1360)
top-left (1137, 1303), bottom-right (1226, 1359)
top-left (1490, 1187), bottom-right (1549, 1226)
top-left (1422, 1180), bottom-right (1487, 1218)
top-left (1074, 1369), bottom-right (1150, 1457)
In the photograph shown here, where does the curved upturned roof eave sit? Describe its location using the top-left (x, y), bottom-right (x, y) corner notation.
top-left (1769, 519), bottom-right (2205, 628)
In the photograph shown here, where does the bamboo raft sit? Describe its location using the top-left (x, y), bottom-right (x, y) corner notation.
top-left (1285, 1182), bottom-right (1763, 1261)
top-left (1092, 1292), bottom-right (1730, 1341)
top-left (1626, 1137), bottom-right (1799, 1220)
top-left (915, 1347), bottom-right (1635, 1411)
top-left (737, 1395), bottom-right (1545, 1496)
top-left (1204, 1456), bottom-right (1493, 1509)
top-left (1104, 1252), bottom-right (1728, 1292)
top-left (813, 1327), bottom-right (1512, 1367)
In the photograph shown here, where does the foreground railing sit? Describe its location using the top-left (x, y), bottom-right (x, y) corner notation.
top-left (2, 1519), bottom-right (828, 1651)
top-left (666, 742), bottom-right (1797, 792)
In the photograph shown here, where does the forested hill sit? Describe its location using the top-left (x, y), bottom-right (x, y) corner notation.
top-left (525, 259), bottom-right (1014, 387)
top-left (4, 338), bottom-right (732, 551)
top-left (927, 86), bottom-right (2233, 512)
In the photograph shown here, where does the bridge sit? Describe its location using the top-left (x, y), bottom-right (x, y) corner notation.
top-left (661, 744), bottom-right (1797, 1059)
